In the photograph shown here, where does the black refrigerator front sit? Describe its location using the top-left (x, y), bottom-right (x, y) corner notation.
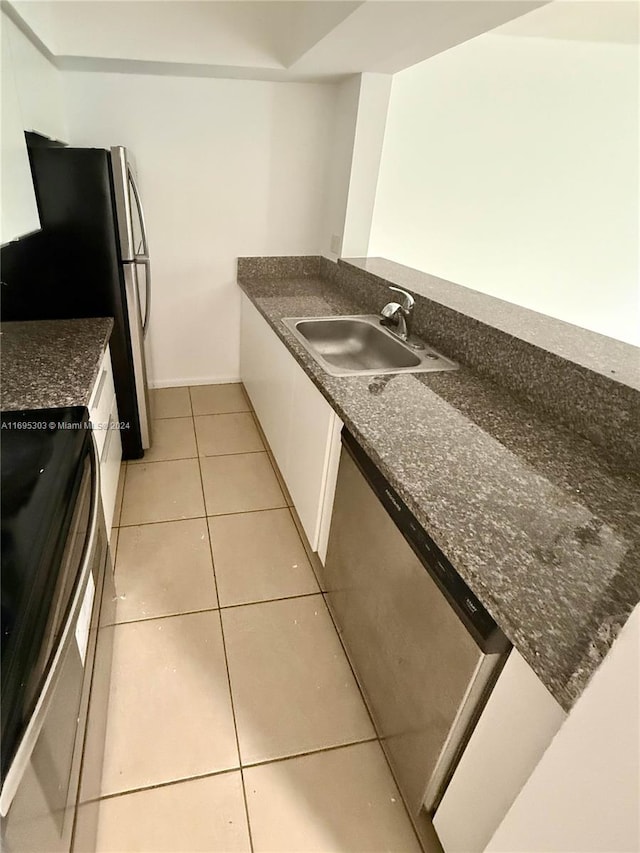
top-left (0, 138), bottom-right (151, 460)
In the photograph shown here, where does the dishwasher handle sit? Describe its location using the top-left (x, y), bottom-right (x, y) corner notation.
top-left (340, 429), bottom-right (508, 653)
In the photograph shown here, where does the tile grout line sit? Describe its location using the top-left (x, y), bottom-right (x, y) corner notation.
top-left (249, 410), bottom-right (293, 507)
top-left (192, 410), bottom-right (253, 419)
top-left (99, 591), bottom-right (327, 628)
top-left (153, 408), bottom-right (252, 421)
top-left (238, 736), bottom-right (380, 773)
top-left (128, 448), bottom-right (268, 466)
top-left (109, 461), bottom-right (127, 572)
top-left (117, 501), bottom-right (289, 529)
top-left (213, 598), bottom-right (256, 852)
top-left (191, 387), bottom-right (256, 851)
top-left (116, 460), bottom-right (128, 529)
top-left (118, 514), bottom-right (206, 528)
top-left (192, 385), bottom-right (256, 851)
top-left (220, 590), bottom-right (322, 613)
top-left (79, 765), bottom-right (241, 807)
top-left (190, 394), bottom-right (221, 608)
top-left (285, 505), bottom-right (321, 592)
top-left (80, 735), bottom-right (382, 808)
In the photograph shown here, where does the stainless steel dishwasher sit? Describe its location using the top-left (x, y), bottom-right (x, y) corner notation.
top-left (323, 430), bottom-right (511, 847)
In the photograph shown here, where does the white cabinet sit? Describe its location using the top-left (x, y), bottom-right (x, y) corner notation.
top-left (485, 606), bottom-right (640, 853)
top-left (88, 347), bottom-right (123, 534)
top-left (286, 365), bottom-right (342, 558)
top-left (432, 649), bottom-right (566, 853)
top-left (240, 294), bottom-right (342, 554)
top-left (1, 13), bottom-right (40, 245)
top-left (240, 294), bottom-right (294, 469)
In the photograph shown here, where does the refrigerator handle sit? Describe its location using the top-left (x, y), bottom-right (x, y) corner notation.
top-left (134, 255), bottom-right (151, 337)
top-left (128, 166), bottom-right (151, 336)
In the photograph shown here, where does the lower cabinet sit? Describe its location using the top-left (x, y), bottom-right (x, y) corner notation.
top-left (240, 294), bottom-right (342, 557)
top-left (88, 346), bottom-right (123, 534)
top-left (432, 649), bottom-right (566, 853)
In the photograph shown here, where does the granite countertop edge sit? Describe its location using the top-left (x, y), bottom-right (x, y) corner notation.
top-left (237, 274), bottom-right (640, 712)
top-left (1, 317), bottom-right (114, 412)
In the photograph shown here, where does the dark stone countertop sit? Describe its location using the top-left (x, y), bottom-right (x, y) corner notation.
top-left (1, 318), bottom-right (114, 411)
top-left (345, 257), bottom-right (640, 392)
top-left (237, 274), bottom-right (640, 711)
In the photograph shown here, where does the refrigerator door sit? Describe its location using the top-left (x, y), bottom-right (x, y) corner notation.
top-left (110, 146), bottom-right (152, 450)
top-left (110, 147), bottom-right (151, 336)
top-left (127, 167), bottom-right (151, 337)
top-left (110, 146), bottom-right (137, 261)
top-left (122, 262), bottom-right (151, 450)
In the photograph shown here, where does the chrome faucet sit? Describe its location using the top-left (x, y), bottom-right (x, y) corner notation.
top-left (380, 286), bottom-right (415, 342)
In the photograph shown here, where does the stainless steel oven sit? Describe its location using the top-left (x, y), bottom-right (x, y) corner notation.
top-left (1, 408), bottom-right (114, 853)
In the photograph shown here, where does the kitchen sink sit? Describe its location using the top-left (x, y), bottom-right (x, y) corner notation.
top-left (281, 315), bottom-right (458, 377)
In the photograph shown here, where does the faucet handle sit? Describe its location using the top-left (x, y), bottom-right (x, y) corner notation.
top-left (381, 301), bottom-right (403, 320)
top-left (388, 286), bottom-right (414, 312)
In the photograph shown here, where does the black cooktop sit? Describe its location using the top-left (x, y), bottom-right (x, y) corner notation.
top-left (1, 407), bottom-right (90, 781)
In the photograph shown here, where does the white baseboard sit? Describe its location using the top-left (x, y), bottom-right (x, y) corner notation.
top-left (149, 376), bottom-right (241, 389)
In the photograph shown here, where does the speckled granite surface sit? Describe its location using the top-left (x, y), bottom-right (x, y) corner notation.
top-left (237, 271), bottom-right (640, 711)
top-left (238, 256), bottom-right (322, 279)
top-left (1, 318), bottom-right (113, 411)
top-left (320, 258), bottom-right (640, 470)
top-left (342, 257), bottom-right (639, 390)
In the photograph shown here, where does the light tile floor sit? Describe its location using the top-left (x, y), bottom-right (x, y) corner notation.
top-left (76, 384), bottom-right (426, 853)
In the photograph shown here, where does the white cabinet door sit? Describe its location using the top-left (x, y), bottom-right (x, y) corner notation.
top-left (100, 399), bottom-right (122, 533)
top-left (433, 649), bottom-right (566, 853)
top-left (88, 348), bottom-right (116, 460)
top-left (239, 293), bottom-right (342, 554)
top-left (88, 346), bottom-right (122, 533)
top-left (285, 359), bottom-right (341, 551)
top-left (1, 15), bottom-right (40, 245)
top-left (240, 294), bottom-right (293, 471)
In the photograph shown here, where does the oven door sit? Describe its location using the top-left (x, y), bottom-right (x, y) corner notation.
top-left (1, 435), bottom-right (107, 853)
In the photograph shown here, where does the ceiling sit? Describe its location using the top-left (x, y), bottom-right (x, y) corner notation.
top-left (7, 0), bottom-right (549, 82)
top-left (495, 0), bottom-right (640, 45)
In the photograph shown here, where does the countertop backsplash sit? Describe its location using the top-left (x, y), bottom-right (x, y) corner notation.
top-left (322, 257), bottom-right (639, 472)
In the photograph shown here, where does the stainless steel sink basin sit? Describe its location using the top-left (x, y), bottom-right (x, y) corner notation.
top-left (281, 315), bottom-right (458, 377)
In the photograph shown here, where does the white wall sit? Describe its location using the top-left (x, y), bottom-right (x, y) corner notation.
top-left (487, 604), bottom-right (640, 853)
top-left (63, 71), bottom-right (337, 386)
top-left (368, 2), bottom-right (640, 345)
top-left (1, 10), bottom-right (67, 244)
top-left (1, 12), bottom-right (40, 243)
top-left (321, 72), bottom-right (391, 260)
top-left (341, 72), bottom-right (391, 257)
top-left (4, 13), bottom-right (67, 141)
top-left (322, 74), bottom-right (360, 259)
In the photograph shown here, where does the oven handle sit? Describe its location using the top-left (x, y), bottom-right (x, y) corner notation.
top-left (0, 434), bottom-right (102, 818)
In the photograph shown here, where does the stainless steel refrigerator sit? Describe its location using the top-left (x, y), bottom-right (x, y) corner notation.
top-left (1, 135), bottom-right (152, 458)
